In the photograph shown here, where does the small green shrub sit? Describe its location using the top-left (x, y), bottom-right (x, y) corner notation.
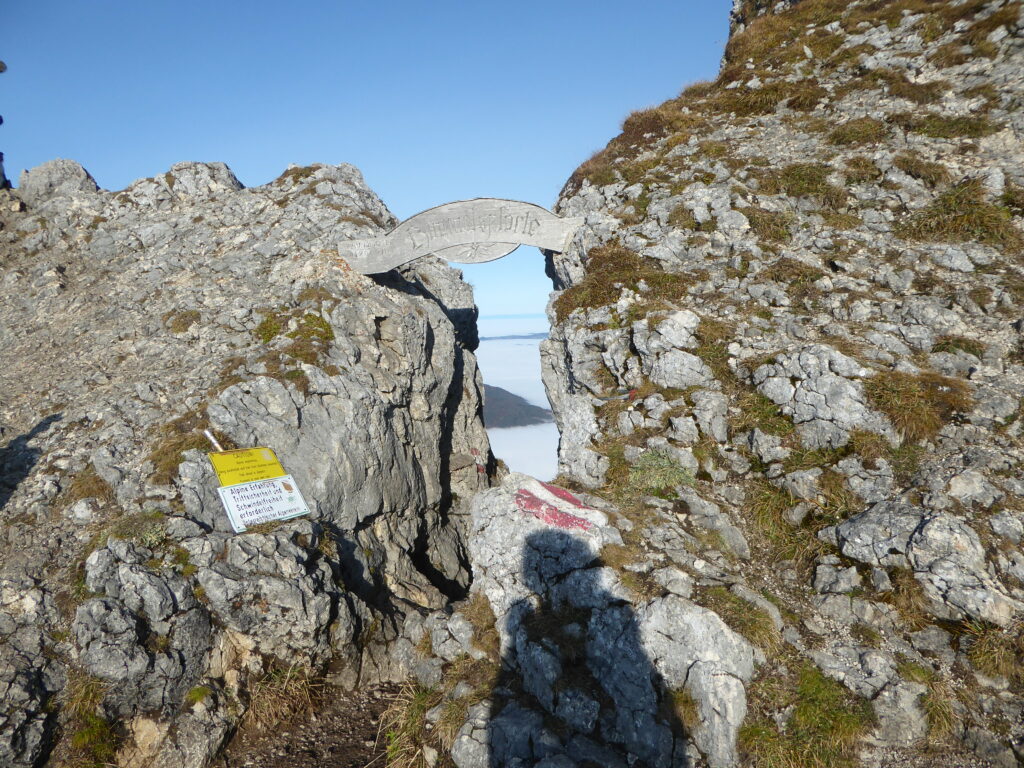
top-left (255, 313), bottom-right (284, 343)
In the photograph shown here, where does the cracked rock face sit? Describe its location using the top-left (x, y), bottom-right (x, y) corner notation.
top-left (0, 159), bottom-right (492, 766)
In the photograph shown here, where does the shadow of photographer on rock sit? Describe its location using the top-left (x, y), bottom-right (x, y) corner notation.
top-left (486, 529), bottom-right (689, 768)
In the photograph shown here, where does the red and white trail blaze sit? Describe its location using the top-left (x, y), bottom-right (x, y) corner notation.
top-left (513, 488), bottom-right (594, 532)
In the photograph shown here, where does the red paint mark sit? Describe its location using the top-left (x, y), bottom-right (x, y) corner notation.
top-left (540, 482), bottom-right (586, 509)
top-left (514, 489), bottom-right (593, 531)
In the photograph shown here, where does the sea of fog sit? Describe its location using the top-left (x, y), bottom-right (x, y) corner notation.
top-left (475, 315), bottom-right (559, 480)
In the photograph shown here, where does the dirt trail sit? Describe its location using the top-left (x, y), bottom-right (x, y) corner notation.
top-left (220, 684), bottom-right (397, 768)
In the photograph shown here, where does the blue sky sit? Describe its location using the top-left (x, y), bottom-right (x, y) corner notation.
top-left (1, 1), bottom-right (730, 315)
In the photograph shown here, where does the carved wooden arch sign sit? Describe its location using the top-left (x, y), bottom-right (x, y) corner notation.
top-left (338, 198), bottom-right (583, 275)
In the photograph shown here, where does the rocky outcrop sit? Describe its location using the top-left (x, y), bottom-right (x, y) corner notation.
top-left (0, 159), bottom-right (492, 766)
top-left (540, 0), bottom-right (1024, 765)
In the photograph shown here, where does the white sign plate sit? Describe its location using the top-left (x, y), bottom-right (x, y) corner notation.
top-left (218, 474), bottom-right (310, 533)
top-left (338, 198), bottom-right (582, 274)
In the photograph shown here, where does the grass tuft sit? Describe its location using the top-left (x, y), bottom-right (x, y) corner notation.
top-left (864, 369), bottom-right (973, 443)
top-left (880, 569), bottom-right (931, 631)
top-left (890, 112), bottom-right (1001, 140)
top-left (731, 391), bottom-right (794, 438)
top-left (699, 586), bottom-right (781, 655)
top-left (893, 152), bottom-right (950, 188)
top-left (932, 334), bottom-right (984, 358)
top-left (743, 206), bottom-right (793, 244)
top-left (828, 117), bottom-right (888, 146)
top-left (740, 660), bottom-right (873, 768)
top-left (844, 156), bottom-right (881, 184)
top-left (963, 619), bottom-right (1023, 683)
top-left (243, 665), bottom-right (323, 732)
top-left (627, 449), bottom-right (694, 498)
top-left (552, 244), bottom-right (691, 322)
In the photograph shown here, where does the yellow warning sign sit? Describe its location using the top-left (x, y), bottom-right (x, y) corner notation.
top-left (209, 447), bottom-right (286, 487)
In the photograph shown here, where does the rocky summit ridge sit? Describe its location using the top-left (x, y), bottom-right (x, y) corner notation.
top-left (2, 0), bottom-right (1024, 767)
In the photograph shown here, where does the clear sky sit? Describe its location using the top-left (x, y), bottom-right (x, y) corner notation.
top-left (1, 1), bottom-right (731, 316)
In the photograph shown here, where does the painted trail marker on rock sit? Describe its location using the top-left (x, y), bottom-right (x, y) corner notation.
top-left (338, 198), bottom-right (583, 274)
top-left (209, 446), bottom-right (310, 533)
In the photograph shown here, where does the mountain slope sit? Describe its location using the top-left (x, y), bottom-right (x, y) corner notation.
top-left (538, 0), bottom-right (1024, 765)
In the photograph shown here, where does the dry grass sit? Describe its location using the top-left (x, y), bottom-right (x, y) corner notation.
top-left (828, 117), bottom-right (888, 146)
top-left (163, 309), bottom-right (201, 334)
top-left (769, 163), bottom-right (847, 209)
top-left (743, 206), bottom-right (793, 244)
top-left (730, 391), bottom-right (795, 438)
top-left (60, 466), bottom-right (114, 508)
top-left (1002, 184), bottom-right (1024, 217)
top-left (848, 429), bottom-right (923, 483)
top-left (880, 568), bottom-right (931, 631)
top-left (788, 81), bottom-right (828, 111)
top-left (699, 586), bottom-right (781, 655)
top-left (243, 665), bottom-right (323, 732)
top-left (863, 370), bottom-right (973, 443)
top-left (899, 178), bottom-right (1023, 253)
top-left (460, 592), bottom-right (500, 659)
top-left (746, 480), bottom-right (824, 569)
top-left (869, 69), bottom-right (948, 104)
top-left (963, 619), bottom-right (1023, 683)
top-left (713, 83), bottom-right (794, 116)
top-left (928, 41), bottom-right (971, 68)
top-left (893, 152), bottom-right (950, 188)
top-left (378, 683), bottom-right (442, 768)
top-left (889, 112), bottom-right (1001, 139)
top-left (147, 413), bottom-right (233, 485)
top-left (760, 257), bottom-right (826, 301)
top-left (932, 334), bottom-right (985, 357)
top-left (552, 244), bottom-right (691, 322)
top-left (844, 156), bottom-right (881, 184)
top-left (60, 671), bottom-right (119, 768)
top-left (898, 660), bottom-right (958, 739)
top-left (620, 104), bottom-right (696, 142)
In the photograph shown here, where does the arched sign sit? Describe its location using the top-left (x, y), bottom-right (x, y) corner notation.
top-left (339, 198), bottom-right (583, 274)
